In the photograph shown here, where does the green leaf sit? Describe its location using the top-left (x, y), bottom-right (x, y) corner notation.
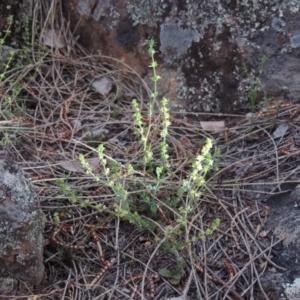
top-left (159, 268), bottom-right (181, 280)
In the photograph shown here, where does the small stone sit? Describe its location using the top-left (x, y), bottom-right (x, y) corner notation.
top-left (92, 77), bottom-right (113, 96)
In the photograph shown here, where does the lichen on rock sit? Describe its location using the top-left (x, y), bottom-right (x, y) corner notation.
top-left (159, 22), bottom-right (199, 64)
top-left (0, 157), bottom-right (45, 293)
top-left (69, 0), bottom-right (300, 113)
top-left (126, 0), bottom-right (169, 27)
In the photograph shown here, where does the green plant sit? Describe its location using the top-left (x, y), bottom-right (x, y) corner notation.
top-left (0, 10), bottom-right (41, 150)
top-left (0, 15), bottom-right (14, 46)
top-left (0, 132), bottom-right (13, 147)
top-left (17, 16), bottom-right (33, 66)
top-left (132, 39), bottom-right (170, 168)
top-left (244, 54), bottom-right (267, 112)
top-left (79, 39), bottom-right (219, 253)
top-left (159, 267), bottom-right (182, 280)
top-left (55, 178), bottom-right (110, 215)
top-left (56, 178), bottom-right (78, 204)
top-left (0, 15), bottom-right (15, 84)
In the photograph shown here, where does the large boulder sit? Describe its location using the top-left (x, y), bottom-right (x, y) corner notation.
top-left (261, 184), bottom-right (300, 299)
top-left (62, 1), bottom-right (300, 114)
top-left (0, 157), bottom-right (45, 294)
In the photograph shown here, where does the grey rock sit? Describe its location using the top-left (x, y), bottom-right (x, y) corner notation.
top-left (159, 23), bottom-right (200, 64)
top-left (0, 46), bottom-right (18, 74)
top-left (62, 0), bottom-right (300, 114)
top-left (262, 184), bottom-right (300, 299)
top-left (0, 157), bottom-right (45, 293)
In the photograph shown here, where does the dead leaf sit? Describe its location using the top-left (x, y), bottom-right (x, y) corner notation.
top-left (42, 29), bottom-right (66, 49)
top-left (144, 241), bottom-right (151, 247)
top-left (58, 157), bottom-right (99, 173)
top-left (200, 121), bottom-right (225, 133)
top-left (273, 123), bottom-right (289, 139)
top-left (259, 230), bottom-right (267, 238)
top-left (92, 77), bottom-right (113, 96)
